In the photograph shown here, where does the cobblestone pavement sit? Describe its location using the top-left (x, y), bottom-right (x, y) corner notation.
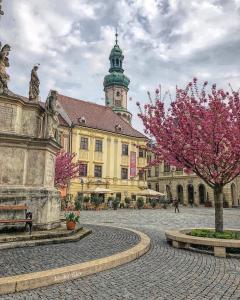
top-left (0, 225), bottom-right (139, 277)
top-left (3, 207), bottom-right (240, 300)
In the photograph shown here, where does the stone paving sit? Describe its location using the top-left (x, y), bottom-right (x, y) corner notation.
top-left (0, 225), bottom-right (139, 277)
top-left (2, 207), bottom-right (240, 300)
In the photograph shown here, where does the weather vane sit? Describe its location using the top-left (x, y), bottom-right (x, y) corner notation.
top-left (115, 27), bottom-right (118, 45)
top-left (0, 0), bottom-right (4, 16)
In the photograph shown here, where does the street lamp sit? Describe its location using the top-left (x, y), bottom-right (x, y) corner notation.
top-left (80, 178), bottom-right (84, 191)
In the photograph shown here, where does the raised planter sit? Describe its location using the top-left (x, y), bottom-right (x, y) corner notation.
top-left (165, 228), bottom-right (240, 258)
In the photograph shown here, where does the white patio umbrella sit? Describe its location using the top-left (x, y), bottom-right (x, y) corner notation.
top-left (134, 189), bottom-right (166, 197)
top-left (83, 187), bottom-right (113, 194)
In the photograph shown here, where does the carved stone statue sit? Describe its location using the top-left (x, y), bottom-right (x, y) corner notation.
top-left (29, 65), bottom-right (40, 102)
top-left (0, 43), bottom-right (10, 94)
top-left (45, 90), bottom-right (59, 140)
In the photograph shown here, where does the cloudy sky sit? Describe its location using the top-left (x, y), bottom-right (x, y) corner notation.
top-left (1, 0), bottom-right (240, 130)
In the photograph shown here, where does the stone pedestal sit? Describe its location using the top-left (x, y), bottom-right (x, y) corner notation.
top-left (0, 93), bottom-right (61, 230)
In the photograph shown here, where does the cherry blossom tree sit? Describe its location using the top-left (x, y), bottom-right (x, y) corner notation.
top-left (55, 150), bottom-right (82, 188)
top-left (138, 78), bottom-right (240, 232)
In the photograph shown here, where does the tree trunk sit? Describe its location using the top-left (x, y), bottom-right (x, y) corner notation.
top-left (213, 185), bottom-right (224, 232)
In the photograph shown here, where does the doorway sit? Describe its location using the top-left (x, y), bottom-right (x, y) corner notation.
top-left (187, 184), bottom-right (194, 204)
top-left (199, 184), bottom-right (206, 205)
top-left (176, 185), bottom-right (184, 204)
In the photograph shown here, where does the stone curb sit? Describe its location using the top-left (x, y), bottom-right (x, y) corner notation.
top-left (165, 228), bottom-right (240, 258)
top-left (165, 228), bottom-right (240, 247)
top-left (0, 226), bottom-right (150, 295)
top-left (0, 228), bottom-right (91, 250)
top-left (0, 226), bottom-right (83, 243)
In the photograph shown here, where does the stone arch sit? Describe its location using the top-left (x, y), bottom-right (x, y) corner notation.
top-left (187, 184), bottom-right (194, 204)
top-left (231, 183), bottom-right (237, 207)
top-left (199, 184), bottom-right (206, 205)
top-left (176, 185), bottom-right (183, 204)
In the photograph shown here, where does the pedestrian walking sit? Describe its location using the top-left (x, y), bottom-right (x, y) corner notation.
top-left (173, 198), bottom-right (179, 213)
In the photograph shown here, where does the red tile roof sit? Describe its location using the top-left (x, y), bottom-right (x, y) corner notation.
top-left (57, 94), bottom-right (145, 139)
top-left (58, 113), bottom-right (70, 127)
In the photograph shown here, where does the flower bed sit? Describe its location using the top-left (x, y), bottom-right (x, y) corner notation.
top-left (165, 228), bottom-right (240, 258)
top-left (188, 229), bottom-right (240, 240)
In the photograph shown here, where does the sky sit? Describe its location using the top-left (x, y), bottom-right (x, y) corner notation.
top-left (1, 0), bottom-right (240, 131)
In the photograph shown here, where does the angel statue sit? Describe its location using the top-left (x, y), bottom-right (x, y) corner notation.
top-left (45, 90), bottom-right (59, 140)
top-left (29, 64), bottom-right (40, 102)
top-left (0, 43), bottom-right (11, 94)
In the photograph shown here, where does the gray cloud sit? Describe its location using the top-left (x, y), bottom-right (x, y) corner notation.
top-left (1, 0), bottom-right (240, 132)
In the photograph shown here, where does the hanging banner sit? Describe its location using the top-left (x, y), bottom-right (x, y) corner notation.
top-left (130, 151), bottom-right (137, 177)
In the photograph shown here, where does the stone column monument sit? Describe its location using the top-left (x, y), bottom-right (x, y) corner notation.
top-left (0, 42), bottom-right (61, 230)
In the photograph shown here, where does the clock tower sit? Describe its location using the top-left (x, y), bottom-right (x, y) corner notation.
top-left (103, 30), bottom-right (132, 124)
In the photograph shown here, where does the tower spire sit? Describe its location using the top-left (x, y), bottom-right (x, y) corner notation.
top-left (0, 0), bottom-right (4, 16)
top-left (115, 28), bottom-right (118, 45)
top-left (103, 30), bottom-right (132, 124)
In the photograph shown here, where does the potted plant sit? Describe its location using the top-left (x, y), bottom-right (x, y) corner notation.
top-left (83, 196), bottom-right (90, 203)
top-left (124, 197), bottom-right (131, 208)
top-left (91, 195), bottom-right (102, 210)
top-left (150, 198), bottom-right (157, 209)
top-left (136, 197), bottom-right (144, 209)
top-left (75, 193), bottom-right (83, 211)
top-left (112, 198), bottom-right (120, 210)
top-left (65, 211), bottom-right (80, 230)
top-left (159, 197), bottom-right (169, 209)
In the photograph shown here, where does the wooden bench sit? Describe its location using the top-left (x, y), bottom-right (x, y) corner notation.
top-left (0, 204), bottom-right (33, 234)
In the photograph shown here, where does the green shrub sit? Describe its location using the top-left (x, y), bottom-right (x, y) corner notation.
top-left (150, 198), bottom-right (157, 208)
top-left (75, 194), bottom-right (83, 210)
top-left (137, 197), bottom-right (144, 209)
top-left (124, 197), bottom-right (131, 204)
top-left (107, 196), bottom-right (114, 202)
top-left (65, 212), bottom-right (80, 223)
top-left (91, 195), bottom-right (102, 207)
top-left (83, 196), bottom-right (90, 203)
top-left (188, 229), bottom-right (240, 240)
top-left (112, 198), bottom-right (119, 210)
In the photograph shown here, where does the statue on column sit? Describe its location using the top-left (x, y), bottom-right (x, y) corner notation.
top-left (29, 64), bottom-right (40, 102)
top-left (0, 43), bottom-right (11, 94)
top-left (45, 90), bottom-right (59, 141)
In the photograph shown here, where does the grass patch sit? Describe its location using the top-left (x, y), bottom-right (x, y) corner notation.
top-left (187, 229), bottom-right (240, 240)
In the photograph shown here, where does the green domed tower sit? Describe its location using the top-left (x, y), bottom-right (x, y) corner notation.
top-left (103, 30), bottom-right (132, 124)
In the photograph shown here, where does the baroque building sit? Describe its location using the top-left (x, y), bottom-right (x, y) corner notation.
top-left (146, 152), bottom-right (240, 207)
top-left (58, 34), bottom-right (147, 201)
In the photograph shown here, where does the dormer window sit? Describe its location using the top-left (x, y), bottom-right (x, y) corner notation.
top-left (116, 91), bottom-right (120, 97)
top-left (115, 124), bottom-right (122, 132)
top-left (78, 116), bottom-right (86, 125)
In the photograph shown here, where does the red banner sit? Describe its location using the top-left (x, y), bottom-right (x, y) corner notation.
top-left (130, 151), bottom-right (137, 177)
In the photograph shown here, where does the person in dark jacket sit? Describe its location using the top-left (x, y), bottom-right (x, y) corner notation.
top-left (173, 198), bottom-right (179, 213)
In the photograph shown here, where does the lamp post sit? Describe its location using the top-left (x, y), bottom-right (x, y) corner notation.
top-left (80, 178), bottom-right (84, 192)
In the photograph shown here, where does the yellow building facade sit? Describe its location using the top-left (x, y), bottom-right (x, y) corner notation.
top-left (58, 34), bottom-right (147, 201)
